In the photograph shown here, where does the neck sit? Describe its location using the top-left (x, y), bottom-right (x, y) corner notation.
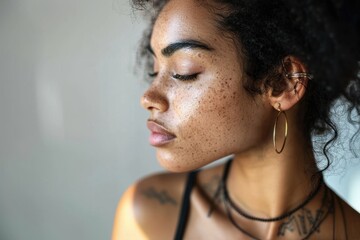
top-left (227, 133), bottom-right (319, 221)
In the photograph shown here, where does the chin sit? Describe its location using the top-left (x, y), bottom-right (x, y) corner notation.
top-left (156, 149), bottom-right (225, 173)
top-left (156, 152), bottom-right (193, 172)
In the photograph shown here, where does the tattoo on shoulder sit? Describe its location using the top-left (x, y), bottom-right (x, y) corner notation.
top-left (141, 187), bottom-right (177, 206)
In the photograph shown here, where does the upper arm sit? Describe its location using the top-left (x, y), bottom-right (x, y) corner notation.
top-left (112, 183), bottom-right (148, 240)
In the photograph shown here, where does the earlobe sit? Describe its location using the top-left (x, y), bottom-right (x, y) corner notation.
top-left (268, 56), bottom-right (312, 111)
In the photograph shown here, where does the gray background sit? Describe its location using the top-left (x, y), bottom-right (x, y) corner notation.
top-left (0, 1), bottom-right (359, 240)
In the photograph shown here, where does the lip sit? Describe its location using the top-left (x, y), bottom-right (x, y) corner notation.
top-left (146, 120), bottom-right (176, 146)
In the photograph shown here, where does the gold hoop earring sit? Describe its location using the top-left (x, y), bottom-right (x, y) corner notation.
top-left (273, 103), bottom-right (288, 154)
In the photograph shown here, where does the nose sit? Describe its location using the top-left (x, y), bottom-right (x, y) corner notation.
top-left (140, 87), bottom-right (169, 113)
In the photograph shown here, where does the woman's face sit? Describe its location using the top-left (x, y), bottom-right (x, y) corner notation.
top-left (141, 0), bottom-right (273, 172)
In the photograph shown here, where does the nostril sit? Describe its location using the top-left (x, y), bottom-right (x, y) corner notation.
top-left (140, 90), bottom-right (168, 112)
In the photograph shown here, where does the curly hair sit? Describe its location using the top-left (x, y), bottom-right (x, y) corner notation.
top-left (132, 0), bottom-right (360, 172)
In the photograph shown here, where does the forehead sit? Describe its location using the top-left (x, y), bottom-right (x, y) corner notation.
top-left (150, 0), bottom-right (221, 50)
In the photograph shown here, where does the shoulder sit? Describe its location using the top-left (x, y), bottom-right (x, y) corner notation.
top-left (111, 162), bottom-right (226, 240)
top-left (336, 197), bottom-right (360, 238)
top-left (112, 171), bottom-right (188, 240)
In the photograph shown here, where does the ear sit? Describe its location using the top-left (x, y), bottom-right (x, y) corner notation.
top-left (268, 56), bottom-right (311, 111)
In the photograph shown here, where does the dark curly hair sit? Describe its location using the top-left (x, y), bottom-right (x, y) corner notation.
top-left (132, 0), bottom-right (360, 172)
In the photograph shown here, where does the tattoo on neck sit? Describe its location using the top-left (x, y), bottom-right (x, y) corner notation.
top-left (141, 187), bottom-right (177, 206)
top-left (277, 208), bottom-right (325, 236)
top-left (201, 175), bottom-right (221, 197)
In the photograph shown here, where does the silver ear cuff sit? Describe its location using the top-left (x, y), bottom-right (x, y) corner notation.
top-left (285, 72), bottom-right (314, 80)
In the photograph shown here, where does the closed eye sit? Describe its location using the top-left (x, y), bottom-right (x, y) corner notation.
top-left (172, 73), bottom-right (199, 81)
top-left (148, 72), bottom-right (200, 81)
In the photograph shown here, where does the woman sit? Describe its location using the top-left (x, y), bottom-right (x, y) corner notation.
top-left (113, 0), bottom-right (360, 239)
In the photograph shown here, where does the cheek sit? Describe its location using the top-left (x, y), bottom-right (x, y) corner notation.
top-left (192, 78), bottom-right (252, 146)
top-left (159, 76), bottom-right (256, 172)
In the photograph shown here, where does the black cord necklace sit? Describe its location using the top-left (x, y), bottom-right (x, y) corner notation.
top-left (209, 158), bottom-right (333, 240)
top-left (222, 159), bottom-right (324, 222)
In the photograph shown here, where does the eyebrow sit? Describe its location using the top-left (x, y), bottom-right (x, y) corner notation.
top-left (147, 39), bottom-right (213, 57)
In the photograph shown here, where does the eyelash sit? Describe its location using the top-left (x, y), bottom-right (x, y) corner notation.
top-left (172, 73), bottom-right (199, 81)
top-left (148, 72), bottom-right (199, 81)
top-left (148, 72), bottom-right (158, 78)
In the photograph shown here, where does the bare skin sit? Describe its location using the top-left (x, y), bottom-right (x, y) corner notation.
top-left (112, 0), bottom-right (360, 239)
top-left (113, 165), bottom-right (360, 239)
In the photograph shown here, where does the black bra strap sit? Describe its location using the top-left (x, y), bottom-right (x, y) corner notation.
top-left (174, 171), bottom-right (198, 240)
